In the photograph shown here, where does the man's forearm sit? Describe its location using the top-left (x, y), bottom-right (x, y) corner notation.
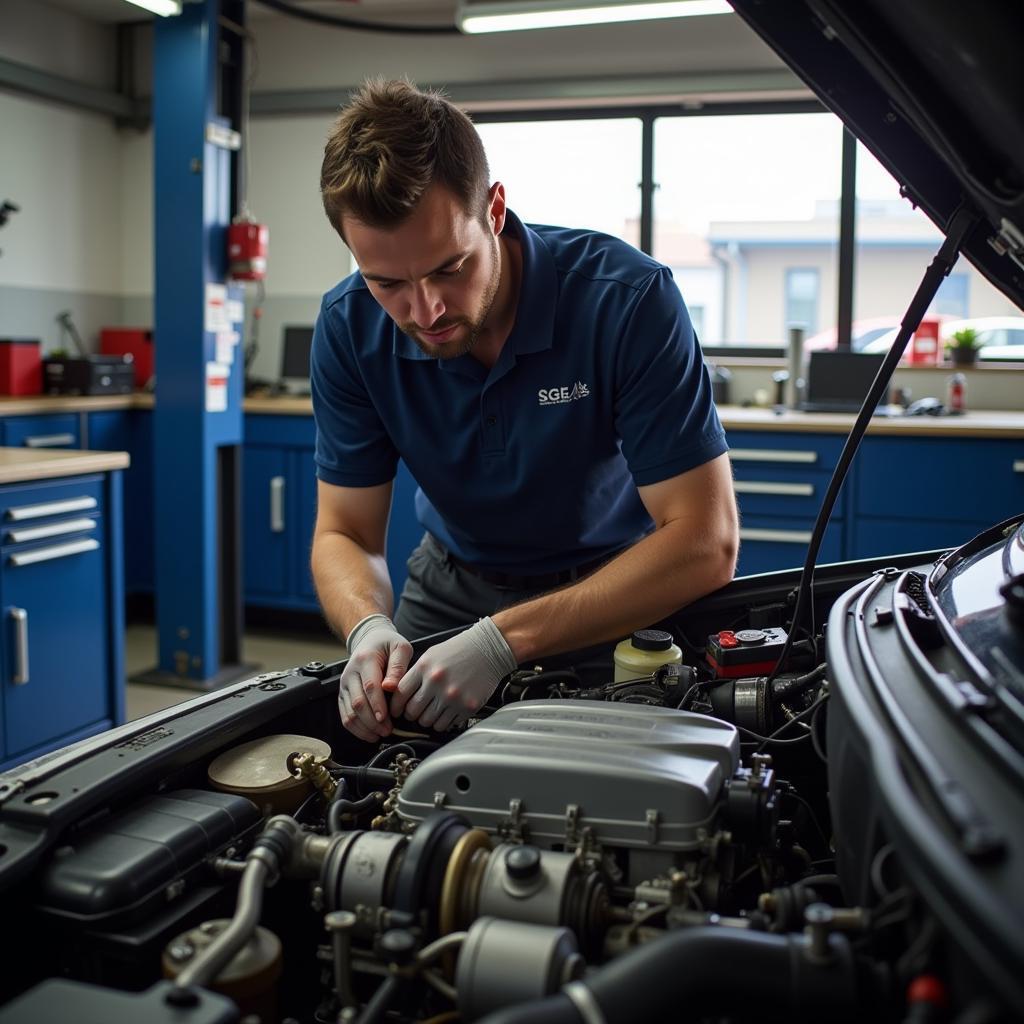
top-left (311, 530), bottom-right (395, 642)
top-left (493, 516), bottom-right (737, 664)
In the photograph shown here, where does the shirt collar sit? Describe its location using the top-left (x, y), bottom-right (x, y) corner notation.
top-left (391, 209), bottom-right (558, 364)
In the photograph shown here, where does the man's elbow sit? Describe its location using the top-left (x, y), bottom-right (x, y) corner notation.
top-left (708, 515), bottom-right (740, 590)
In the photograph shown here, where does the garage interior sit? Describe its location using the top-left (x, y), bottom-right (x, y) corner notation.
top-left (2, 0), bottom-right (1022, 733)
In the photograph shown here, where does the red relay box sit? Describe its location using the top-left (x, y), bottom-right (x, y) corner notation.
top-left (706, 627), bottom-right (788, 677)
top-left (100, 328), bottom-right (153, 389)
top-left (0, 339), bottom-right (42, 395)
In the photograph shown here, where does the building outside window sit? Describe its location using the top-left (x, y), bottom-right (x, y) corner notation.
top-left (784, 268), bottom-right (820, 336)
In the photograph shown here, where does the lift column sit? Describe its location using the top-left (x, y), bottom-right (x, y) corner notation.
top-left (144, 0), bottom-right (250, 689)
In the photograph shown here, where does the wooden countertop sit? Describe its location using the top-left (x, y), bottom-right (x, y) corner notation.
top-left (242, 395), bottom-right (312, 414)
top-left (718, 406), bottom-right (1024, 438)
top-left (0, 394), bottom-right (1022, 438)
top-left (0, 448), bottom-right (130, 484)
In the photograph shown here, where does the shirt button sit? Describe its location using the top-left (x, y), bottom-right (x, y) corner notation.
top-left (486, 415), bottom-right (496, 426)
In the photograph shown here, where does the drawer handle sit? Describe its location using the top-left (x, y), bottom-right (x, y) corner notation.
top-left (23, 433), bottom-right (76, 448)
top-left (270, 476), bottom-right (285, 533)
top-left (6, 518), bottom-right (97, 544)
top-left (10, 607), bottom-right (29, 685)
top-left (730, 448), bottom-right (819, 464)
top-left (740, 527), bottom-right (813, 544)
top-left (8, 538), bottom-right (100, 567)
top-left (734, 481), bottom-right (815, 497)
top-left (1014, 460), bottom-right (1024, 474)
top-left (6, 496), bottom-right (98, 522)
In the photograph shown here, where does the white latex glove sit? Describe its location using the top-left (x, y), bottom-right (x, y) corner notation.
top-left (385, 617), bottom-right (517, 732)
top-left (338, 614), bottom-right (413, 742)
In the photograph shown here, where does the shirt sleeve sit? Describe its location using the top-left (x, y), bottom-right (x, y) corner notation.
top-left (311, 295), bottom-right (399, 487)
top-left (613, 267), bottom-right (728, 487)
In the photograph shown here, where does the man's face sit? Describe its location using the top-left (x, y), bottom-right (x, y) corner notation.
top-left (343, 183), bottom-right (504, 360)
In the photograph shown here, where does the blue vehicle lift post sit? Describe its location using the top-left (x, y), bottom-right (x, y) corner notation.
top-left (137, 0), bottom-right (254, 689)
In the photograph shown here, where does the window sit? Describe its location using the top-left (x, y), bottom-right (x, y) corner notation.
top-left (475, 119), bottom-right (642, 246)
top-left (934, 273), bottom-right (968, 318)
top-left (688, 304), bottom-right (706, 339)
top-left (653, 112), bottom-right (843, 347)
top-left (785, 268), bottom-right (819, 336)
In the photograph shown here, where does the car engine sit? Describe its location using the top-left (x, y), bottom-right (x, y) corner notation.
top-left (1, 516), bottom-right (1021, 1023)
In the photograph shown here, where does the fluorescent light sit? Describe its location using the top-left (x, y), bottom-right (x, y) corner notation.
top-left (458, 0), bottom-right (732, 34)
top-left (122, 0), bottom-right (182, 16)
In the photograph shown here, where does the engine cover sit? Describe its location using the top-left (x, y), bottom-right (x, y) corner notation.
top-left (397, 701), bottom-right (740, 851)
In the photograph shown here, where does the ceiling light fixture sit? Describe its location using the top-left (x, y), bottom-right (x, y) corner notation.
top-left (122, 0), bottom-right (182, 16)
top-left (457, 0), bottom-right (732, 34)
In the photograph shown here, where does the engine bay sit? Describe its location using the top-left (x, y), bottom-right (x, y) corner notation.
top-left (1, 521), bottom-right (1021, 1024)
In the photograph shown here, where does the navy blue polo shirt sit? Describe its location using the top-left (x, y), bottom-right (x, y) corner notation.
top-left (311, 210), bottom-right (727, 575)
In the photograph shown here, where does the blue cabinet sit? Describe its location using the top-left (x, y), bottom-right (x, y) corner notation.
top-left (87, 410), bottom-right (154, 594)
top-left (727, 430), bottom-right (850, 575)
top-left (1, 413), bottom-right (81, 450)
top-left (242, 414), bottom-right (421, 612)
top-left (0, 470), bottom-right (125, 770)
top-left (849, 435), bottom-right (1024, 559)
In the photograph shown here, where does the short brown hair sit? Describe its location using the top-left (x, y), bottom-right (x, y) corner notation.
top-left (320, 77), bottom-right (490, 237)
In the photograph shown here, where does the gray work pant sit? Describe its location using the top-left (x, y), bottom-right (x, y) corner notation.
top-left (392, 534), bottom-right (549, 642)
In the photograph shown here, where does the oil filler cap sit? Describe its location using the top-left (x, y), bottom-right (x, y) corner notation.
top-left (631, 629), bottom-right (673, 651)
top-left (734, 629), bottom-right (767, 646)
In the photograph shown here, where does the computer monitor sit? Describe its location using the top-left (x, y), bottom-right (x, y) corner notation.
top-left (279, 325), bottom-right (314, 392)
top-left (800, 350), bottom-right (887, 413)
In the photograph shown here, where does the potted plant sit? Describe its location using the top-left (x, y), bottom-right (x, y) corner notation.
top-left (947, 327), bottom-right (982, 366)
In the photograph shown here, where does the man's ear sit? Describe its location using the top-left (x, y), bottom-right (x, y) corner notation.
top-left (487, 181), bottom-right (507, 236)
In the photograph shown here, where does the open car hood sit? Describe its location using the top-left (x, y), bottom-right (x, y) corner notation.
top-left (729, 0), bottom-right (1024, 311)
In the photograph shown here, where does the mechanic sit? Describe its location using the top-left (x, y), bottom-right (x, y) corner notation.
top-left (311, 78), bottom-right (738, 743)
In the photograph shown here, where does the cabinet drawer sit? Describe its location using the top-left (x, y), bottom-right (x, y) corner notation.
top-left (727, 431), bottom-right (847, 472)
top-left (2, 414), bottom-right (81, 449)
top-left (0, 477), bottom-right (104, 525)
top-left (3, 534), bottom-right (110, 758)
top-left (848, 517), bottom-right (993, 562)
top-left (732, 465), bottom-right (843, 519)
top-left (854, 437), bottom-right (1024, 523)
top-left (736, 515), bottom-right (843, 576)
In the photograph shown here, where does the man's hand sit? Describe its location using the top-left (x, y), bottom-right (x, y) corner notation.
top-left (338, 614), bottom-right (413, 742)
top-left (386, 618), bottom-right (517, 732)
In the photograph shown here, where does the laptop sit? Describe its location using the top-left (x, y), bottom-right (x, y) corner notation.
top-left (278, 325), bottom-right (314, 395)
top-left (799, 350), bottom-right (895, 414)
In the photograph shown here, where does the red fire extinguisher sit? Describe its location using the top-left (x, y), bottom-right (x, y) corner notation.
top-left (227, 217), bottom-right (269, 281)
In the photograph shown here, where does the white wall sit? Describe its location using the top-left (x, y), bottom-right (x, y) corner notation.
top-left (0, 0), bottom-right (117, 89)
top-left (0, 91), bottom-right (123, 294)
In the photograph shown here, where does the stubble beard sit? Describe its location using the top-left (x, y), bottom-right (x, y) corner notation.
top-left (405, 238), bottom-right (502, 361)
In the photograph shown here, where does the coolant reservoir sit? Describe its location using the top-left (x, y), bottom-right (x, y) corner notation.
top-left (613, 629), bottom-right (682, 681)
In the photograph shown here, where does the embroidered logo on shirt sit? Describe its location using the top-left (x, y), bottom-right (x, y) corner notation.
top-left (538, 382), bottom-right (591, 406)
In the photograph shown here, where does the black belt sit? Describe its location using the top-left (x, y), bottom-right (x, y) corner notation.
top-left (441, 545), bottom-right (617, 591)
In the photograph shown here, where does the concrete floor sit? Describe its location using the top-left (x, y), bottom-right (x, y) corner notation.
top-left (124, 623), bottom-right (346, 721)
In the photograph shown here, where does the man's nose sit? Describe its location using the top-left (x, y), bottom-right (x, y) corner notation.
top-left (409, 281), bottom-right (445, 328)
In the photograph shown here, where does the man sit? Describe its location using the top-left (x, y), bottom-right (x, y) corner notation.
top-left (311, 78), bottom-right (738, 743)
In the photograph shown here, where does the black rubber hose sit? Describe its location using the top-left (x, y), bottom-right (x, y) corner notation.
top-left (476, 928), bottom-right (862, 1024)
top-left (354, 975), bottom-right (404, 1024)
top-left (334, 766), bottom-right (397, 795)
top-left (367, 743), bottom-right (418, 768)
top-left (328, 789), bottom-right (385, 834)
top-left (772, 663), bottom-right (827, 700)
